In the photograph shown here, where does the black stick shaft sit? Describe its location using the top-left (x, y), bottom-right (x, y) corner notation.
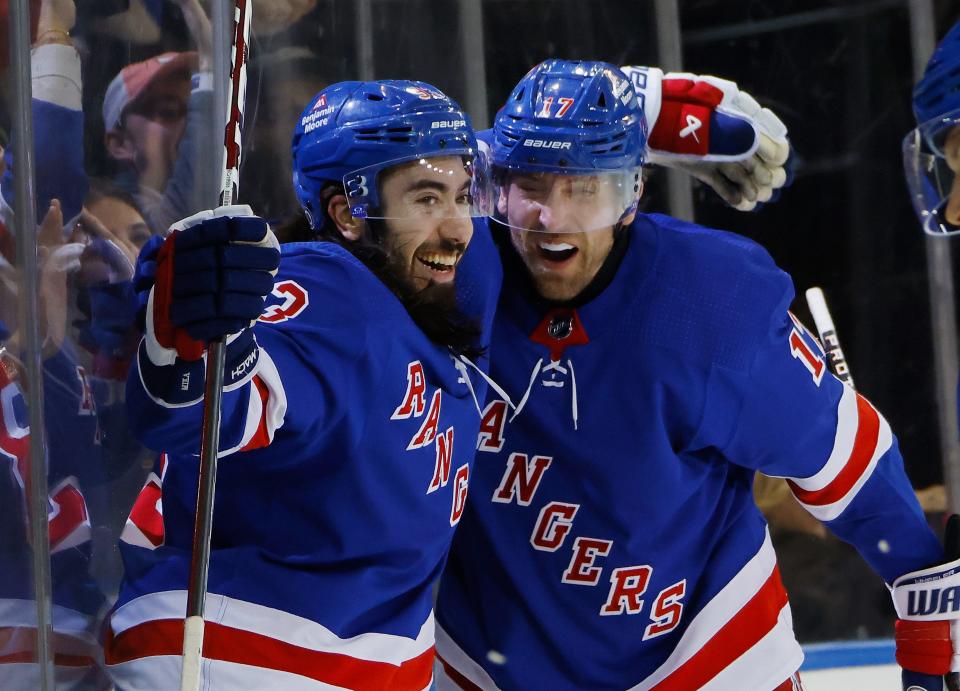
top-left (181, 1), bottom-right (250, 689)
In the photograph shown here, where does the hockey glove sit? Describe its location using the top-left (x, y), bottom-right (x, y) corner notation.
top-left (622, 66), bottom-right (791, 211)
top-left (893, 514), bottom-right (960, 691)
top-left (145, 205), bottom-right (280, 365)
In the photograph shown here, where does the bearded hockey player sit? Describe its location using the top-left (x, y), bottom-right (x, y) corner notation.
top-left (434, 60), bottom-right (947, 690)
top-left (104, 80), bottom-right (499, 690)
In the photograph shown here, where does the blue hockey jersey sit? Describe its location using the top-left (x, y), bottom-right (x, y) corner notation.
top-left (434, 213), bottom-right (942, 690)
top-left (106, 224), bottom-right (500, 691)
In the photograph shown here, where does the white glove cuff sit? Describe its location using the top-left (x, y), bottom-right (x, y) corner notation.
top-left (167, 204), bottom-right (255, 235)
top-left (891, 557), bottom-right (960, 621)
top-left (144, 287), bottom-right (179, 367)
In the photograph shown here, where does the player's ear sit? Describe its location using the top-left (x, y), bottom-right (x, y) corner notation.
top-left (496, 187), bottom-right (508, 216)
top-left (326, 194), bottom-right (364, 242)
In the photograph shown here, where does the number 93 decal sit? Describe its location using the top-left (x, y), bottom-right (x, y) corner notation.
top-left (259, 280), bottom-right (309, 324)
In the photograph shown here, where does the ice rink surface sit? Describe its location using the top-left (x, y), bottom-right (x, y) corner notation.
top-left (801, 640), bottom-right (903, 690)
top-left (803, 664), bottom-right (901, 690)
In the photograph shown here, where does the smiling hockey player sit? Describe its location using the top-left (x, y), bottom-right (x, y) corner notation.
top-left (434, 60), bottom-right (944, 690)
top-left (104, 80), bottom-right (499, 690)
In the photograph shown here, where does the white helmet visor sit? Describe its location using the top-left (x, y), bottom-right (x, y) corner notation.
top-left (491, 165), bottom-right (641, 234)
top-left (344, 150), bottom-right (494, 221)
top-left (903, 109), bottom-right (960, 236)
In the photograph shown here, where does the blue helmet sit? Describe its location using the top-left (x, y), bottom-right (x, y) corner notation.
top-left (291, 80), bottom-right (486, 231)
top-left (913, 21), bottom-right (960, 130)
top-left (491, 60), bottom-right (647, 173)
top-left (490, 60), bottom-right (646, 234)
top-left (904, 21), bottom-right (960, 235)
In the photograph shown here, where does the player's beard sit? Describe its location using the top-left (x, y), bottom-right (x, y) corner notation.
top-left (355, 220), bottom-right (483, 359)
top-left (279, 208), bottom-right (485, 358)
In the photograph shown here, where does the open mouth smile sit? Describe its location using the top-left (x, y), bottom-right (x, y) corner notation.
top-left (536, 240), bottom-right (578, 263)
top-left (416, 252), bottom-right (460, 274)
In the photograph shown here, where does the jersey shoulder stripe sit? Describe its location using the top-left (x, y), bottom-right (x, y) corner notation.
top-left (786, 385), bottom-right (891, 521)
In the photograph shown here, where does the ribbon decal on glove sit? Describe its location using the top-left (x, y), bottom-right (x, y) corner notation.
top-left (680, 114), bottom-right (702, 142)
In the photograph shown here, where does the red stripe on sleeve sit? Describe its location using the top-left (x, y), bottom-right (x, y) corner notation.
top-left (788, 394), bottom-right (880, 506)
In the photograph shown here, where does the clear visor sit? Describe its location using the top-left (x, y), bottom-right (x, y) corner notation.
top-left (344, 150), bottom-right (493, 220)
top-left (491, 166), bottom-right (641, 234)
top-left (903, 111), bottom-right (960, 236)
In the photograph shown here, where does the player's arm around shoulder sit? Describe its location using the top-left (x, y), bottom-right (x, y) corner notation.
top-left (620, 65), bottom-right (791, 210)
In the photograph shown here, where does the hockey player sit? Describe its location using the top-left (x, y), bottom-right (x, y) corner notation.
top-left (896, 20), bottom-right (960, 690)
top-left (103, 80), bottom-right (499, 690)
top-left (434, 60), bottom-right (947, 690)
top-left (904, 20), bottom-right (960, 236)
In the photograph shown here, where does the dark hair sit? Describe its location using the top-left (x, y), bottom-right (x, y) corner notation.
top-left (86, 177), bottom-right (144, 214)
top-left (280, 182), bottom-right (484, 359)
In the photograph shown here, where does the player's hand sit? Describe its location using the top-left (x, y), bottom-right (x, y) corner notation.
top-left (894, 514), bottom-right (960, 691)
top-left (147, 205), bottom-right (279, 364)
top-left (622, 66), bottom-right (791, 211)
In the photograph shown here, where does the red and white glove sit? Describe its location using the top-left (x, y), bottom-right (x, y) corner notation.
top-left (892, 514), bottom-right (960, 691)
top-left (622, 65), bottom-right (790, 211)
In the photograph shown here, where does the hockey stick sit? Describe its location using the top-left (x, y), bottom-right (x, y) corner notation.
top-left (803, 287), bottom-right (854, 389)
top-left (180, 1), bottom-right (251, 690)
top-left (805, 287), bottom-right (954, 691)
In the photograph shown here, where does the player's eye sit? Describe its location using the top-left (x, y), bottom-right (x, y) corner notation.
top-left (518, 182), bottom-right (545, 196)
top-left (569, 179), bottom-right (598, 196)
